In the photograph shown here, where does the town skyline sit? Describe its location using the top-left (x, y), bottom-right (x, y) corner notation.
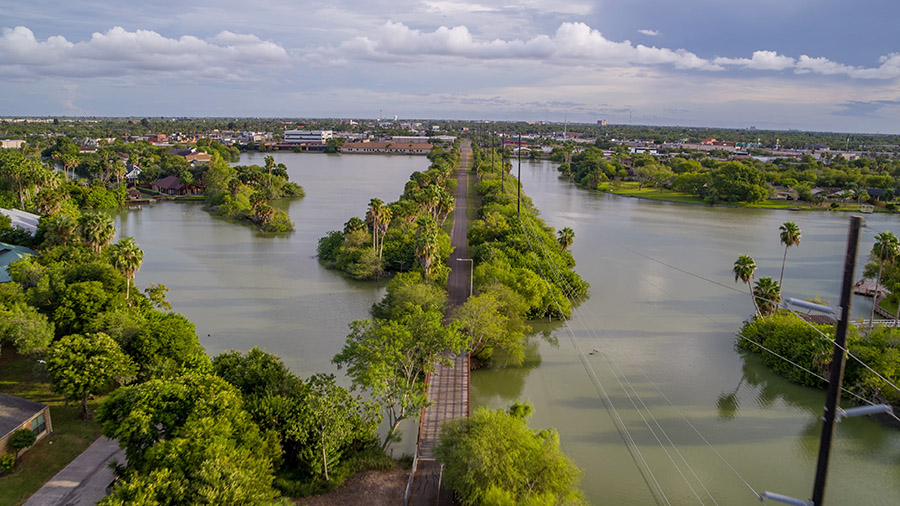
top-left (2, 0), bottom-right (899, 134)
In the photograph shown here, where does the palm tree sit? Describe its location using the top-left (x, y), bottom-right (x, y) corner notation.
top-left (733, 254), bottom-right (760, 316)
top-left (366, 198), bottom-right (385, 252)
top-left (264, 155), bottom-right (275, 176)
top-left (41, 212), bottom-right (78, 248)
top-left (111, 237), bottom-right (144, 300)
top-left (778, 222), bottom-right (801, 288)
top-left (753, 277), bottom-right (782, 317)
top-left (414, 216), bottom-right (439, 279)
top-left (78, 213), bottom-right (115, 254)
top-left (557, 227), bottom-right (575, 250)
top-left (375, 207), bottom-right (392, 262)
top-left (869, 231), bottom-right (899, 328)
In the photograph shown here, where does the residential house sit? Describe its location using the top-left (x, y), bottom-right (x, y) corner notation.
top-left (169, 148), bottom-right (211, 164)
top-left (0, 140), bottom-right (25, 149)
top-left (125, 164), bottom-right (142, 185)
top-left (151, 175), bottom-right (201, 196)
top-left (0, 242), bottom-right (37, 283)
top-left (0, 393), bottom-right (52, 455)
top-left (0, 208), bottom-right (38, 235)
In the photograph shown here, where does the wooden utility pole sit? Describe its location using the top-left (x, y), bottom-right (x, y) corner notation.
top-left (811, 215), bottom-right (861, 506)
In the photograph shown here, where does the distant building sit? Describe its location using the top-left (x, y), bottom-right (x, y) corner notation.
top-left (341, 142), bottom-right (432, 155)
top-left (597, 120), bottom-right (607, 126)
top-left (0, 394), bottom-right (52, 455)
top-left (0, 140), bottom-right (25, 149)
top-left (283, 130), bottom-right (333, 144)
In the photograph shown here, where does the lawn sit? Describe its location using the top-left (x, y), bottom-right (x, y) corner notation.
top-left (0, 352), bottom-right (102, 506)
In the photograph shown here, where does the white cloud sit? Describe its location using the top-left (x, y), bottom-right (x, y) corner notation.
top-left (714, 50), bottom-right (795, 70)
top-left (0, 26), bottom-right (289, 80)
top-left (314, 21), bottom-right (722, 70)
top-left (638, 29), bottom-right (659, 36)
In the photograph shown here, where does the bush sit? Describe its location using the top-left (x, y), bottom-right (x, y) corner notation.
top-left (0, 453), bottom-right (14, 475)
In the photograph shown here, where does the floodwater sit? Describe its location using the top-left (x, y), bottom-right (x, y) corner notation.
top-left (115, 153), bottom-right (900, 505)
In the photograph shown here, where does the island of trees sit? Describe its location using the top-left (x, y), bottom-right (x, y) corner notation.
top-left (727, 223), bottom-right (900, 421)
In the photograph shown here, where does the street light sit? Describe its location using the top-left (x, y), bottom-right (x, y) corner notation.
top-left (456, 258), bottom-right (473, 297)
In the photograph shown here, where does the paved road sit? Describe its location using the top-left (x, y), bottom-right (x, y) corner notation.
top-left (409, 141), bottom-right (473, 506)
top-left (23, 437), bottom-right (124, 506)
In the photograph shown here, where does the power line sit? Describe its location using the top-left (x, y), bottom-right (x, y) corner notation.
top-left (519, 217), bottom-right (724, 505)
top-left (515, 217), bottom-right (673, 506)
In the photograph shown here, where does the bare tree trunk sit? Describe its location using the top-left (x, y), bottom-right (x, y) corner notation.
top-left (871, 262), bottom-right (884, 330)
top-left (779, 246), bottom-right (789, 288)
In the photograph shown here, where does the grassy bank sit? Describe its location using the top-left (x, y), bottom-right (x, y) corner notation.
top-left (595, 181), bottom-right (898, 212)
top-left (0, 352), bottom-right (102, 506)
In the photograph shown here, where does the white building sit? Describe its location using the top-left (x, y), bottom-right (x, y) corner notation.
top-left (283, 130), bottom-right (333, 144)
top-left (0, 140), bottom-right (25, 149)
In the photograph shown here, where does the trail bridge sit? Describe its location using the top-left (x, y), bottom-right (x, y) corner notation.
top-left (405, 141), bottom-right (473, 506)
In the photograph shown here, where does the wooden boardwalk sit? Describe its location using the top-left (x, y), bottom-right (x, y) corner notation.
top-left (407, 142), bottom-right (473, 506)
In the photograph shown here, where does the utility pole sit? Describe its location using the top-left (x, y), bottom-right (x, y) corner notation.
top-left (517, 133), bottom-right (522, 217)
top-left (811, 215), bottom-right (860, 506)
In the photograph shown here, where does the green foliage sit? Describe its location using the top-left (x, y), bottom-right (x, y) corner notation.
top-left (435, 404), bottom-right (584, 506)
top-left (334, 307), bottom-right (467, 450)
top-left (9, 428), bottom-right (37, 456)
top-left (468, 171), bottom-right (587, 319)
top-left (738, 314), bottom-right (833, 387)
top-left (47, 332), bottom-right (137, 418)
top-left (0, 453), bottom-right (13, 476)
top-left (453, 291), bottom-right (528, 366)
top-left (0, 282), bottom-right (54, 356)
top-left (370, 271), bottom-right (447, 320)
top-left (212, 348), bottom-right (380, 481)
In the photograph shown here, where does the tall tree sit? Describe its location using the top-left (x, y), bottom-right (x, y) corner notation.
top-left (47, 332), bottom-right (136, 419)
top-left (333, 307), bottom-right (466, 450)
top-left (414, 215), bottom-right (440, 279)
top-left (733, 254), bottom-right (760, 316)
top-left (778, 222), bottom-right (801, 288)
top-left (870, 231), bottom-right (899, 327)
top-left (110, 236), bottom-right (144, 299)
top-left (557, 227), bottom-right (575, 251)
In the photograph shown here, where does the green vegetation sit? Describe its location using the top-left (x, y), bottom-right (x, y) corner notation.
top-left (317, 146), bottom-right (458, 281)
top-left (204, 153), bottom-right (303, 232)
top-left (470, 143), bottom-right (588, 320)
top-left (435, 402), bottom-right (584, 505)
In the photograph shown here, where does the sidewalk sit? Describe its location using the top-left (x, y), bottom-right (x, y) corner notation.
top-left (23, 437), bottom-right (124, 506)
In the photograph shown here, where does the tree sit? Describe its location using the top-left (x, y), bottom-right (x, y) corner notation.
top-left (97, 373), bottom-right (280, 506)
top-left (304, 373), bottom-right (380, 481)
top-left (8, 429), bottom-right (37, 465)
top-left (47, 332), bottom-right (137, 419)
top-left (79, 213), bottom-right (116, 254)
top-left (435, 403), bottom-right (584, 506)
top-left (453, 292), bottom-right (525, 366)
top-left (557, 227), bottom-right (574, 251)
top-left (733, 254), bottom-right (760, 316)
top-left (870, 231), bottom-right (899, 328)
top-left (778, 222), bottom-right (801, 289)
top-left (414, 215), bottom-right (440, 279)
top-left (110, 236), bottom-right (143, 299)
top-left (333, 307), bottom-right (466, 450)
top-left (753, 277), bottom-right (782, 317)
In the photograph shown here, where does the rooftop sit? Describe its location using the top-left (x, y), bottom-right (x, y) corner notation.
top-left (0, 393), bottom-right (47, 440)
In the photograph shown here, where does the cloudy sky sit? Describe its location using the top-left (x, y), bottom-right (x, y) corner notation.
top-left (2, 0), bottom-right (899, 133)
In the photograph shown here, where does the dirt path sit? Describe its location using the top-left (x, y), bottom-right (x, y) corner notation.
top-left (294, 469), bottom-right (407, 506)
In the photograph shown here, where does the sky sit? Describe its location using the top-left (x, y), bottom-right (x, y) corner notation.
top-left (2, 0), bottom-right (899, 133)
